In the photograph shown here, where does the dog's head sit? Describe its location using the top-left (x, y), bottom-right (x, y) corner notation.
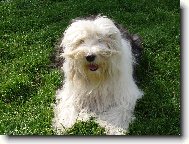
top-left (60, 16), bottom-right (122, 83)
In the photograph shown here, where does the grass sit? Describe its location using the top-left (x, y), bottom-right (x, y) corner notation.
top-left (0, 0), bottom-right (180, 135)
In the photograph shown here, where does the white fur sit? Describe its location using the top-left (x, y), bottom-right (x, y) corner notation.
top-left (53, 16), bottom-right (143, 135)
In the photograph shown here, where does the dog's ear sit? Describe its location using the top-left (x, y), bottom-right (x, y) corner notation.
top-left (132, 34), bottom-right (142, 48)
top-left (131, 34), bottom-right (143, 67)
top-left (60, 38), bottom-right (64, 48)
top-left (60, 38), bottom-right (67, 52)
top-left (58, 38), bottom-right (66, 59)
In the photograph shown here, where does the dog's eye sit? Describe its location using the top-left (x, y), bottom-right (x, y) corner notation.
top-left (98, 39), bottom-right (102, 43)
top-left (106, 43), bottom-right (111, 49)
top-left (79, 39), bottom-right (85, 44)
top-left (108, 34), bottom-right (114, 39)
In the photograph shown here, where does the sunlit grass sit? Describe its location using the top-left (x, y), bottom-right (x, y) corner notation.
top-left (0, 0), bottom-right (180, 135)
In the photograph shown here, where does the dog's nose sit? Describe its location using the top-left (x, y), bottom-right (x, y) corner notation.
top-left (86, 54), bottom-right (96, 62)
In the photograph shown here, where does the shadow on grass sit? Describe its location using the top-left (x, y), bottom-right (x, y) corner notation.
top-left (128, 49), bottom-right (181, 135)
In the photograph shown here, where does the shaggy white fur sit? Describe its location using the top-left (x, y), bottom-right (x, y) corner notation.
top-left (53, 16), bottom-right (143, 135)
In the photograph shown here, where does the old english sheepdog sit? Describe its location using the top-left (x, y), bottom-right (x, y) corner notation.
top-left (53, 15), bottom-right (143, 135)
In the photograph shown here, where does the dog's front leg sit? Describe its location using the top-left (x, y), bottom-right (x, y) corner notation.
top-left (53, 88), bottom-right (79, 134)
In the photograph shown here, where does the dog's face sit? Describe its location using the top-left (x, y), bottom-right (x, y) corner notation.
top-left (61, 16), bottom-right (122, 83)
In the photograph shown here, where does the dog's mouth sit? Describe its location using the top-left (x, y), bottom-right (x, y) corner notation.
top-left (88, 64), bottom-right (99, 71)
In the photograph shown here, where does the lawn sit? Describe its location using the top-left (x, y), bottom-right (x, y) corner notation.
top-left (0, 0), bottom-right (180, 135)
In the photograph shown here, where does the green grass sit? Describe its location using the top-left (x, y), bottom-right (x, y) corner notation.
top-left (0, 0), bottom-right (180, 135)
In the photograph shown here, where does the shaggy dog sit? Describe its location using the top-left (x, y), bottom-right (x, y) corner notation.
top-left (53, 15), bottom-right (143, 135)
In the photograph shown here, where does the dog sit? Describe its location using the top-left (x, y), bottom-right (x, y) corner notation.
top-left (53, 15), bottom-right (143, 135)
